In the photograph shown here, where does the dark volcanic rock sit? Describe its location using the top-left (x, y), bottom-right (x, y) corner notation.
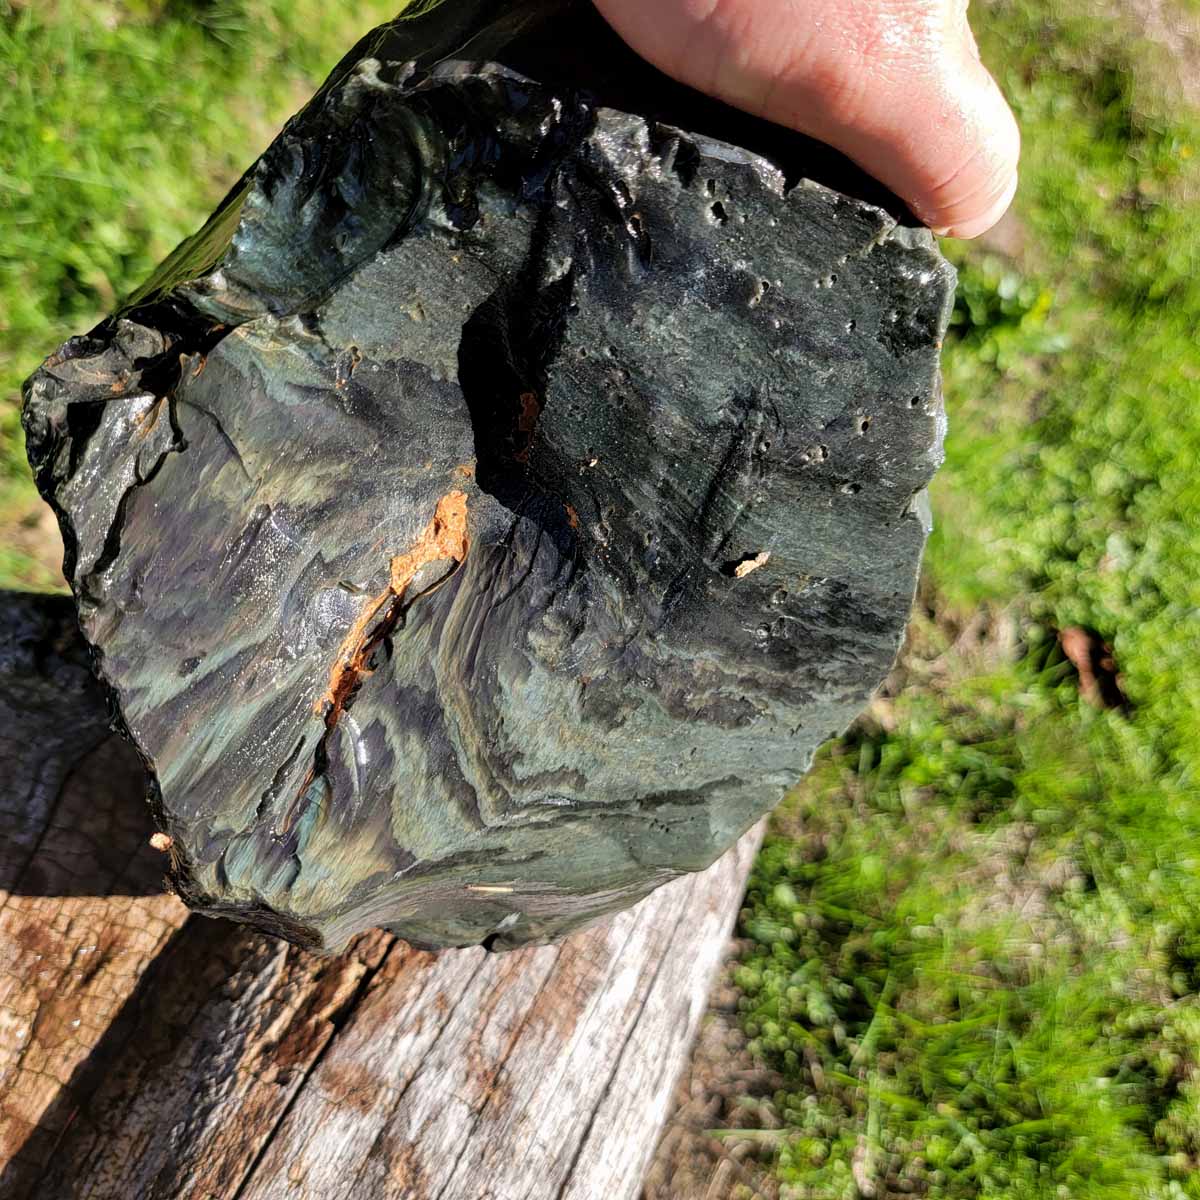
top-left (23, 0), bottom-right (955, 952)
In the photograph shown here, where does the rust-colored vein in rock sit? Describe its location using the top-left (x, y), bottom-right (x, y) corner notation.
top-left (513, 391), bottom-right (542, 463)
top-left (134, 397), bottom-right (165, 439)
top-left (316, 491), bottom-right (469, 722)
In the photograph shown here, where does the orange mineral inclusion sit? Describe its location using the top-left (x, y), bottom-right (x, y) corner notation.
top-left (316, 490), bottom-right (469, 722)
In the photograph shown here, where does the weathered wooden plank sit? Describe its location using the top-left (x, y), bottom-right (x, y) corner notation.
top-left (18, 837), bottom-right (757, 1200)
top-left (234, 835), bottom-right (758, 1200)
top-left (0, 592), bottom-right (760, 1200)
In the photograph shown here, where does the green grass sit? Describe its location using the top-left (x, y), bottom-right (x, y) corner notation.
top-left (734, 1), bottom-right (1200, 1196)
top-left (0, 0), bottom-right (400, 587)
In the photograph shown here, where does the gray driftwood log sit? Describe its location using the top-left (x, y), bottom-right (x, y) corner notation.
top-left (22, 0), bottom-right (953, 953)
top-left (0, 591), bottom-right (759, 1200)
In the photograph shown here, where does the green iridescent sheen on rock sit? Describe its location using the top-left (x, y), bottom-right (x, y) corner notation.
top-left (23, 0), bottom-right (954, 952)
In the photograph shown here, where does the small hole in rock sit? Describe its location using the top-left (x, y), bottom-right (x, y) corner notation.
top-left (859, 416), bottom-right (872, 434)
top-left (705, 178), bottom-right (717, 195)
top-left (840, 481), bottom-right (862, 495)
top-left (846, 319), bottom-right (856, 333)
top-left (710, 201), bottom-right (729, 225)
top-left (909, 395), bottom-right (921, 408)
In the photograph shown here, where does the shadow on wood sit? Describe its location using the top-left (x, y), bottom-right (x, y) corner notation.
top-left (0, 591), bottom-right (162, 899)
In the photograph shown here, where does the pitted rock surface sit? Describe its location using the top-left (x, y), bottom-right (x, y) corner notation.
top-left (23, 0), bottom-right (955, 951)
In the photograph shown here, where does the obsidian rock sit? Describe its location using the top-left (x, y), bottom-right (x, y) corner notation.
top-left (23, 0), bottom-right (955, 951)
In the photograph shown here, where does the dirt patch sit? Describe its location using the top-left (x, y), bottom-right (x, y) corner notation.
top-left (975, 208), bottom-right (1027, 260)
top-left (643, 943), bottom-right (783, 1200)
top-left (1115, 0), bottom-right (1200, 108)
top-left (1, 497), bottom-right (66, 592)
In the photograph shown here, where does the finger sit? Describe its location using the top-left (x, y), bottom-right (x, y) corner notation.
top-left (591, 0), bottom-right (1020, 239)
top-left (813, 1), bottom-right (1021, 238)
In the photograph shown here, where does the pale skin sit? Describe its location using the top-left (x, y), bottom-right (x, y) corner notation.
top-left (591, 0), bottom-right (1020, 238)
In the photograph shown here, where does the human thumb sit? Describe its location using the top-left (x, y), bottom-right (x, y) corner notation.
top-left (591, 0), bottom-right (1020, 239)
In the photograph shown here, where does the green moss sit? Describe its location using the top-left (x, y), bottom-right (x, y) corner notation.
top-left (741, 642), bottom-right (1200, 1197)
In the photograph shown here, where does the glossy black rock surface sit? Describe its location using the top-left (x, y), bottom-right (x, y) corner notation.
top-left (24, 0), bottom-right (955, 951)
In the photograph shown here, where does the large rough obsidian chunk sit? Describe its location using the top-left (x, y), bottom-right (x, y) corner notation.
top-left (23, 0), bottom-right (955, 952)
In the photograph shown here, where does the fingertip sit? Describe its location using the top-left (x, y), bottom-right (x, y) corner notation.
top-left (932, 165), bottom-right (1019, 239)
top-left (918, 64), bottom-right (1021, 238)
top-left (591, 0), bottom-right (1022, 240)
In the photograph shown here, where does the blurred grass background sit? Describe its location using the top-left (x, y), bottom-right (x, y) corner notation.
top-left (1, 0), bottom-right (1198, 1197)
top-left (735, 1), bottom-right (1200, 1196)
